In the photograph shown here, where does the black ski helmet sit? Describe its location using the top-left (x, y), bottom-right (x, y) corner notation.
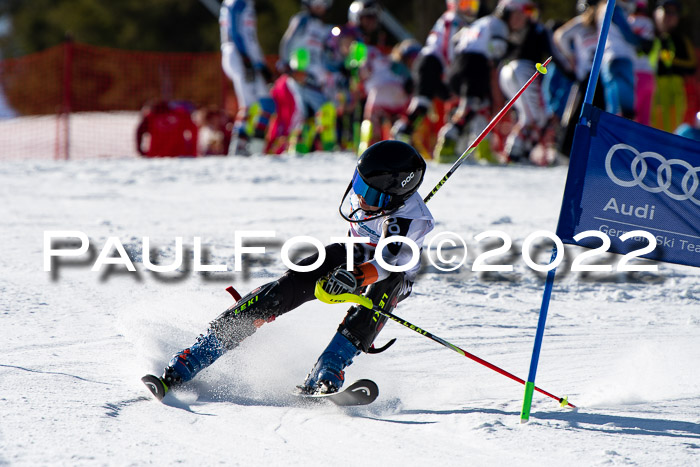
top-left (339, 140), bottom-right (426, 222)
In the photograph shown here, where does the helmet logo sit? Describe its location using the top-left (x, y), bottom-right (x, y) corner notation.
top-left (401, 172), bottom-right (415, 188)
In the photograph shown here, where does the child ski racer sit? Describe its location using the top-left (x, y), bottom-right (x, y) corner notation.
top-left (143, 140), bottom-right (435, 398)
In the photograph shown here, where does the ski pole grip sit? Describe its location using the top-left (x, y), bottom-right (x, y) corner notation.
top-left (314, 279), bottom-right (374, 309)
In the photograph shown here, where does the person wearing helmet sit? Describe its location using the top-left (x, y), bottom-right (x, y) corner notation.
top-left (360, 40), bottom-right (422, 151)
top-left (145, 140), bottom-right (434, 398)
top-left (432, 0), bottom-right (518, 161)
top-left (274, 1), bottom-right (337, 152)
top-left (279, 0), bottom-right (334, 91)
top-left (496, 0), bottom-right (558, 164)
top-left (348, 0), bottom-right (385, 47)
top-left (390, 0), bottom-right (480, 144)
top-left (220, 0), bottom-right (275, 156)
top-left (267, 47), bottom-right (335, 154)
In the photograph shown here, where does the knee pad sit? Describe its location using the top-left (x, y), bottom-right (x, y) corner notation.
top-left (338, 273), bottom-right (409, 352)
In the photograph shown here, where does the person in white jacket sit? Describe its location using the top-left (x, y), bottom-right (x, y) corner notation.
top-left (390, 0), bottom-right (478, 143)
top-left (143, 141), bottom-right (435, 399)
top-left (279, 0), bottom-right (334, 92)
top-left (220, 0), bottom-right (275, 155)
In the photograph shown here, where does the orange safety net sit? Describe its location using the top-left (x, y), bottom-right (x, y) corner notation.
top-left (0, 41), bottom-right (235, 159)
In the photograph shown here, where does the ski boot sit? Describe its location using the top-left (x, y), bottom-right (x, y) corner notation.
top-left (434, 123), bottom-right (461, 163)
top-left (247, 136), bottom-right (265, 155)
top-left (142, 331), bottom-right (225, 401)
top-left (503, 130), bottom-right (535, 164)
top-left (163, 331), bottom-right (225, 385)
top-left (229, 131), bottom-right (251, 156)
top-left (298, 332), bottom-right (360, 395)
top-left (390, 119), bottom-right (413, 144)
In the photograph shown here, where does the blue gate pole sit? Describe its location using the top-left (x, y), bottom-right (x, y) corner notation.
top-left (520, 0), bottom-right (617, 423)
top-left (581, 0), bottom-right (617, 124)
top-left (519, 248), bottom-right (559, 423)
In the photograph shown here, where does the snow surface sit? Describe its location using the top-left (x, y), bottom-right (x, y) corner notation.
top-left (2, 153), bottom-right (699, 466)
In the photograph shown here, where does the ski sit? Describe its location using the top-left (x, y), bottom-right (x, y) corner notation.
top-left (141, 374), bottom-right (169, 402)
top-left (298, 379), bottom-right (379, 406)
top-left (142, 373), bottom-right (378, 407)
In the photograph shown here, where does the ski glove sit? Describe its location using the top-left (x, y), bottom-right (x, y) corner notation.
top-left (323, 268), bottom-right (358, 296)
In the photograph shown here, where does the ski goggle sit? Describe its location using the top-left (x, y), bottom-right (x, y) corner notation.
top-left (351, 170), bottom-right (392, 209)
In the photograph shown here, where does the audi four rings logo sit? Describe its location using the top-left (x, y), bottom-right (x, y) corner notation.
top-left (401, 172), bottom-right (415, 187)
top-left (605, 143), bottom-right (700, 206)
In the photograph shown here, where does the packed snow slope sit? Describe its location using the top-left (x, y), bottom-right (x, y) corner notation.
top-left (1, 154), bottom-right (699, 466)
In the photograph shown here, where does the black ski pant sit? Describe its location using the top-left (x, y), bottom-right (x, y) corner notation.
top-left (210, 243), bottom-right (411, 353)
top-left (447, 52), bottom-right (491, 103)
top-left (413, 53), bottom-right (451, 101)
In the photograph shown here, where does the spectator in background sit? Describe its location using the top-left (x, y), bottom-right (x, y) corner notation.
top-left (650, 0), bottom-right (697, 133)
top-left (552, 0), bottom-right (601, 156)
top-left (136, 100), bottom-right (198, 158)
top-left (391, 0), bottom-right (478, 144)
top-left (279, 0), bottom-right (334, 92)
top-left (277, 0), bottom-right (337, 153)
top-left (267, 48), bottom-right (335, 154)
top-left (629, 0), bottom-right (655, 126)
top-left (497, 0), bottom-right (556, 164)
top-left (220, 0), bottom-right (275, 156)
top-left (542, 20), bottom-right (574, 122)
top-left (598, 0), bottom-right (652, 120)
top-left (432, 0), bottom-right (517, 161)
top-left (360, 39), bottom-right (422, 150)
top-left (348, 0), bottom-right (387, 48)
top-left (194, 106), bottom-right (233, 156)
top-left (324, 25), bottom-right (364, 150)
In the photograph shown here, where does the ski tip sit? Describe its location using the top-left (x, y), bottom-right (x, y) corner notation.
top-left (141, 374), bottom-right (168, 402)
top-left (348, 379), bottom-right (378, 395)
top-left (334, 379), bottom-right (379, 406)
top-left (295, 379), bottom-right (379, 407)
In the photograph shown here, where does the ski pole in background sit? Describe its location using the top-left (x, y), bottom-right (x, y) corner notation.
top-left (423, 57), bottom-right (552, 205)
top-left (315, 282), bottom-right (574, 408)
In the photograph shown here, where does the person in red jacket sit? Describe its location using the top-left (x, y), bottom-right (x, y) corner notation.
top-left (136, 100), bottom-right (198, 157)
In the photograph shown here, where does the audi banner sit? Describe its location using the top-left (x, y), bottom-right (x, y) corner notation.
top-left (557, 104), bottom-right (700, 268)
